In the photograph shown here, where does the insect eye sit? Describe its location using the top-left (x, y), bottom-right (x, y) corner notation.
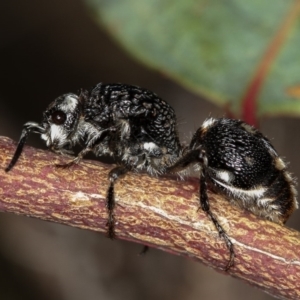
top-left (51, 111), bottom-right (66, 125)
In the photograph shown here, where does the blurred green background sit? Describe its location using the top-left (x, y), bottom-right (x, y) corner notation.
top-left (86, 0), bottom-right (300, 118)
top-left (0, 1), bottom-right (299, 300)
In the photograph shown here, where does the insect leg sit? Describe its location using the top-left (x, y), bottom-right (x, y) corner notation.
top-left (167, 149), bottom-right (235, 269)
top-left (107, 166), bottom-right (130, 239)
top-left (139, 245), bottom-right (149, 255)
top-left (5, 122), bottom-right (45, 172)
top-left (56, 126), bottom-right (117, 168)
top-left (55, 147), bottom-right (93, 168)
top-left (199, 167), bottom-right (235, 271)
top-left (166, 149), bottom-right (199, 174)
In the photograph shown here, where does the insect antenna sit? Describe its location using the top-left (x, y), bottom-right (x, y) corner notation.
top-left (5, 122), bottom-right (45, 172)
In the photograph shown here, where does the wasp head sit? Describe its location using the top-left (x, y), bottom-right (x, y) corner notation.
top-left (41, 93), bottom-right (83, 151)
top-left (5, 93), bottom-right (83, 172)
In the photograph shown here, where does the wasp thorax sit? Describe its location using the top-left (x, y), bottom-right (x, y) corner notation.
top-left (41, 93), bottom-right (82, 149)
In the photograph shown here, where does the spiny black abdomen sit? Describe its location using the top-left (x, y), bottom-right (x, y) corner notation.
top-left (197, 118), bottom-right (276, 189)
top-left (191, 118), bottom-right (298, 223)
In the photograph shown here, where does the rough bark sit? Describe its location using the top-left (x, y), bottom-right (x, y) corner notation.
top-left (0, 136), bottom-right (299, 299)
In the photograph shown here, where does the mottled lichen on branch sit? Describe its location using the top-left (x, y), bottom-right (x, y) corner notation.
top-left (0, 136), bottom-right (300, 300)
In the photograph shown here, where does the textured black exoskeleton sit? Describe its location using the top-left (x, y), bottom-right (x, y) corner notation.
top-left (5, 83), bottom-right (183, 238)
top-left (167, 117), bottom-right (298, 270)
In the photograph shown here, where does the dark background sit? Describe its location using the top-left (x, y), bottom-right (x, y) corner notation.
top-left (0, 1), bottom-right (299, 299)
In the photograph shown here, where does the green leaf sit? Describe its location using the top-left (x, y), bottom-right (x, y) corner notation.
top-left (85, 0), bottom-right (300, 119)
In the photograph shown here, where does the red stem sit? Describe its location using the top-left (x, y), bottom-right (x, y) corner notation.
top-left (241, 1), bottom-right (300, 126)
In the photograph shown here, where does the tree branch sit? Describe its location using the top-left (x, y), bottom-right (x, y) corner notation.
top-left (0, 136), bottom-right (300, 299)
